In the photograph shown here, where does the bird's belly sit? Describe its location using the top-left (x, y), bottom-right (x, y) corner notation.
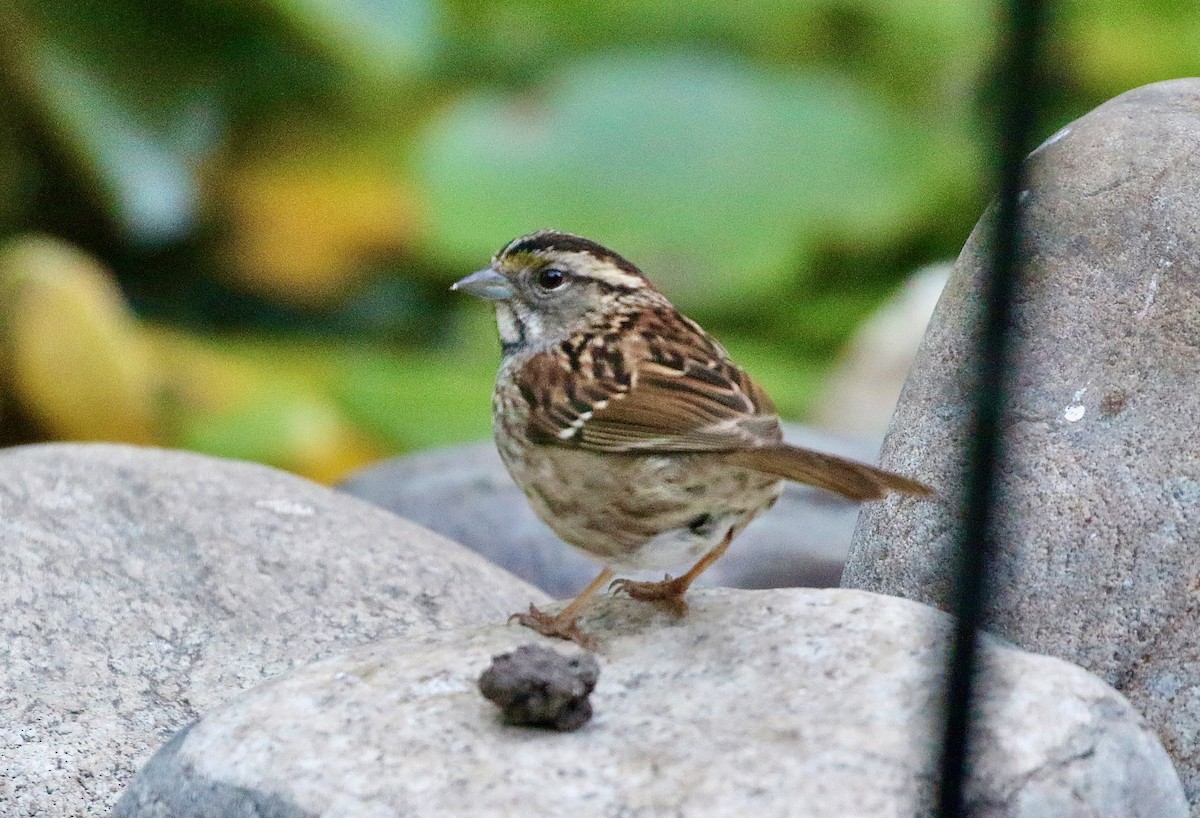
top-left (613, 520), bottom-right (734, 572)
top-left (498, 443), bottom-right (782, 571)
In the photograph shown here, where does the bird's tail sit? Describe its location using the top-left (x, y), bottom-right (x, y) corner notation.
top-left (727, 444), bottom-right (932, 502)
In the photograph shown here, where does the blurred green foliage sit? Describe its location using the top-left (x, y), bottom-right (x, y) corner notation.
top-left (0, 0), bottom-right (1194, 481)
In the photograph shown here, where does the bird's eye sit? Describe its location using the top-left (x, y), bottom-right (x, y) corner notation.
top-left (537, 268), bottom-right (567, 290)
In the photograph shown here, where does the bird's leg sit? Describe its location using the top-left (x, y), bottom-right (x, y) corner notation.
top-left (509, 567), bottom-right (614, 650)
top-left (609, 530), bottom-right (734, 617)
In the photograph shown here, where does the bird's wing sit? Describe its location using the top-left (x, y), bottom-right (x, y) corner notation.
top-left (517, 310), bottom-right (782, 453)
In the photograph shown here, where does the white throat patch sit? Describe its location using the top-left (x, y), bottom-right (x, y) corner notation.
top-left (495, 301), bottom-right (543, 353)
top-left (495, 302), bottom-right (522, 348)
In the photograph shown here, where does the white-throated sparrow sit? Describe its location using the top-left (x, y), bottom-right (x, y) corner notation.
top-left (454, 230), bottom-right (930, 647)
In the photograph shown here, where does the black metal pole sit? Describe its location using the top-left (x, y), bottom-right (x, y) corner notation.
top-left (936, 0), bottom-right (1048, 815)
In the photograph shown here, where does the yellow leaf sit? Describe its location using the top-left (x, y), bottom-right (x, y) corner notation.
top-left (0, 235), bottom-right (159, 444)
top-left (143, 326), bottom-right (388, 483)
top-left (207, 138), bottom-right (421, 308)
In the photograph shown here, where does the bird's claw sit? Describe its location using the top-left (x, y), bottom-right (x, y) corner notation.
top-left (509, 604), bottom-right (598, 650)
top-left (608, 577), bottom-right (689, 617)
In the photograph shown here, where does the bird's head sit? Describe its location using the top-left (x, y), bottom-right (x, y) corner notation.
top-left (452, 230), bottom-right (655, 355)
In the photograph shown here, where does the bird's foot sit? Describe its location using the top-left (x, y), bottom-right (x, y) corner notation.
top-left (508, 604), bottom-right (598, 650)
top-left (608, 575), bottom-right (690, 617)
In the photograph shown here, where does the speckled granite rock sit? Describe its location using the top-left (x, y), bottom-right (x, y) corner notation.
top-left (339, 424), bottom-right (879, 597)
top-left (0, 443), bottom-right (546, 817)
top-left (842, 79), bottom-right (1200, 807)
top-left (115, 588), bottom-right (1186, 818)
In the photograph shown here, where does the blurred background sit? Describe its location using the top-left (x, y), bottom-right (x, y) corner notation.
top-left (0, 0), bottom-right (1194, 484)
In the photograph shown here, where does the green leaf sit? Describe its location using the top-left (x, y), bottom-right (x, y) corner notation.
top-left (415, 54), bottom-right (932, 316)
top-left (30, 43), bottom-right (219, 245)
top-left (0, 111), bottom-right (33, 233)
top-left (7, 1), bottom-right (225, 246)
top-left (331, 314), bottom-right (498, 451)
top-left (1060, 0), bottom-right (1200, 102)
top-left (6, 0), bottom-right (438, 247)
top-left (264, 0), bottom-right (439, 87)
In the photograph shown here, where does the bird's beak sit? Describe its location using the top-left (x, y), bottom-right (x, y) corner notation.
top-left (451, 267), bottom-right (515, 301)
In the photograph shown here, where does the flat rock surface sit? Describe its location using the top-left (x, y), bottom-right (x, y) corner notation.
top-left (115, 588), bottom-right (1186, 818)
top-left (339, 424), bottom-right (879, 597)
top-left (0, 443), bottom-right (545, 817)
top-left (843, 79), bottom-right (1200, 807)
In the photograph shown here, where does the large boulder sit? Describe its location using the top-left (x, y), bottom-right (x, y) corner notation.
top-left (843, 79), bottom-right (1200, 805)
top-left (0, 443), bottom-right (545, 817)
top-left (114, 588), bottom-right (1186, 818)
top-left (339, 424), bottom-right (878, 597)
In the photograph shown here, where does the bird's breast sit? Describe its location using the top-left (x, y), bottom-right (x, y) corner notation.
top-left (493, 437), bottom-right (782, 571)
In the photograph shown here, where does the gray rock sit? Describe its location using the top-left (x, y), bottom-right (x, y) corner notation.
top-left (338, 424), bottom-right (880, 597)
top-left (0, 443), bottom-right (546, 817)
top-left (842, 79), bottom-right (1200, 806)
top-left (810, 262), bottom-right (950, 438)
top-left (114, 588), bottom-right (1186, 818)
